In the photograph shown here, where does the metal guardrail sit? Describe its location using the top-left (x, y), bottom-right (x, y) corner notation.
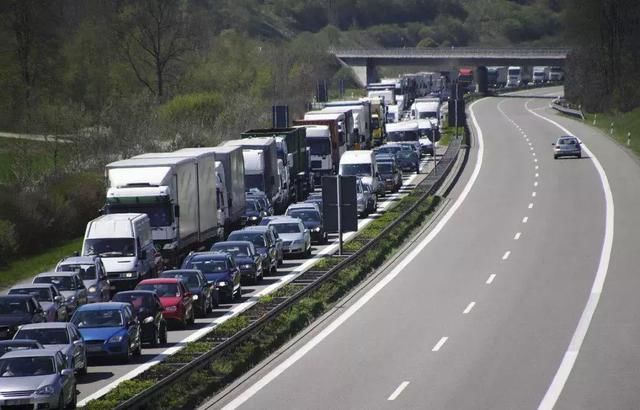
top-left (330, 47), bottom-right (570, 59)
top-left (113, 134), bottom-right (464, 410)
top-left (551, 98), bottom-right (584, 119)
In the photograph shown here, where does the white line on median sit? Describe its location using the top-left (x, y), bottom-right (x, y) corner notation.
top-left (387, 381), bottom-right (410, 401)
top-left (432, 337), bottom-right (449, 352)
top-left (522, 216), bottom-right (529, 223)
top-left (532, 191), bottom-right (537, 197)
top-left (463, 302), bottom-right (476, 314)
top-left (534, 181), bottom-right (539, 187)
top-left (514, 232), bottom-right (522, 240)
top-left (535, 173), bottom-right (539, 178)
top-left (528, 203), bottom-right (534, 209)
top-left (486, 274), bottom-right (496, 284)
top-left (502, 251), bottom-right (511, 260)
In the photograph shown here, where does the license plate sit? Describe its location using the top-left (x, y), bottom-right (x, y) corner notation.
top-left (86, 344), bottom-right (103, 352)
top-left (5, 399), bottom-right (30, 405)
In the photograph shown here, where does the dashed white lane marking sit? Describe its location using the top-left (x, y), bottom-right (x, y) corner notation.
top-left (529, 203), bottom-right (534, 209)
top-left (532, 192), bottom-right (537, 197)
top-left (534, 158), bottom-right (539, 162)
top-left (534, 181), bottom-right (539, 187)
top-left (535, 165), bottom-right (540, 170)
top-left (514, 232), bottom-right (522, 240)
top-left (533, 152), bottom-right (537, 156)
top-left (535, 173), bottom-right (540, 178)
top-left (522, 216), bottom-right (529, 223)
top-left (388, 381), bottom-right (410, 401)
top-left (502, 251), bottom-right (511, 260)
top-left (486, 274), bottom-right (496, 284)
top-left (463, 302), bottom-right (476, 314)
top-left (432, 337), bottom-right (449, 352)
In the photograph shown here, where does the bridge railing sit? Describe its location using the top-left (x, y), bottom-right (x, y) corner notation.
top-left (330, 47), bottom-right (570, 59)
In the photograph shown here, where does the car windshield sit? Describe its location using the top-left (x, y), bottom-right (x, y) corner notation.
top-left (246, 200), bottom-right (259, 211)
top-left (418, 111), bottom-right (437, 119)
top-left (0, 357), bottom-right (55, 377)
top-left (559, 138), bottom-right (577, 145)
top-left (9, 288), bottom-right (52, 302)
top-left (0, 299), bottom-right (28, 315)
top-left (112, 294), bottom-right (155, 310)
top-left (397, 151), bottom-right (414, 159)
top-left (186, 259), bottom-right (229, 273)
top-left (287, 210), bottom-right (320, 222)
top-left (84, 238), bottom-right (136, 258)
top-left (213, 244), bottom-right (251, 256)
top-left (377, 146), bottom-right (402, 155)
top-left (388, 131), bottom-right (419, 142)
top-left (14, 328), bottom-right (69, 345)
top-left (378, 163), bottom-right (393, 173)
top-left (72, 309), bottom-right (123, 328)
top-left (106, 203), bottom-right (171, 227)
top-left (33, 275), bottom-right (74, 291)
top-left (229, 232), bottom-right (266, 247)
top-left (341, 163), bottom-right (372, 176)
top-left (57, 264), bottom-right (96, 280)
top-left (163, 273), bottom-right (200, 288)
top-left (272, 223), bottom-right (302, 234)
top-left (136, 283), bottom-right (180, 297)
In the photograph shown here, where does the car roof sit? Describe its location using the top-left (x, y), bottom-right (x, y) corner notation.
top-left (229, 230), bottom-right (263, 236)
top-left (138, 278), bottom-right (180, 285)
top-left (10, 284), bottom-right (55, 290)
top-left (1, 349), bottom-right (58, 358)
top-left (268, 217), bottom-right (301, 224)
top-left (557, 135), bottom-right (578, 141)
top-left (36, 271), bottom-right (77, 278)
top-left (76, 302), bottom-right (128, 311)
top-left (17, 322), bottom-right (69, 330)
top-left (0, 294), bottom-right (34, 301)
top-left (113, 290), bottom-right (157, 297)
top-left (188, 251), bottom-right (230, 260)
top-left (162, 269), bottom-right (201, 276)
top-left (58, 256), bottom-right (97, 265)
top-left (212, 241), bottom-right (253, 247)
top-left (244, 226), bottom-right (269, 232)
top-left (0, 339), bottom-right (42, 346)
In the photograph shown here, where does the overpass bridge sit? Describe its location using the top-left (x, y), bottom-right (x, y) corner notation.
top-left (330, 47), bottom-right (570, 86)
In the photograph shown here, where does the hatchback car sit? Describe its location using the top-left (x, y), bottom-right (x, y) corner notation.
top-left (268, 217), bottom-right (312, 258)
top-left (0, 349), bottom-right (76, 409)
top-left (70, 302), bottom-right (141, 363)
top-left (181, 252), bottom-right (242, 303)
top-left (375, 156), bottom-right (403, 193)
top-left (55, 255), bottom-right (111, 303)
top-left (135, 278), bottom-right (194, 329)
top-left (8, 283), bottom-right (68, 322)
top-left (244, 225), bottom-right (283, 266)
top-left (211, 241), bottom-right (263, 285)
top-left (160, 269), bottom-right (216, 316)
top-left (395, 149), bottom-right (420, 173)
top-left (553, 136), bottom-right (582, 159)
top-left (111, 290), bottom-right (168, 347)
top-left (0, 295), bottom-right (46, 340)
top-left (284, 206), bottom-right (327, 244)
top-left (227, 229), bottom-right (278, 274)
top-left (0, 339), bottom-right (44, 356)
top-left (242, 198), bottom-right (266, 226)
top-left (14, 322), bottom-right (87, 375)
top-left (33, 271), bottom-right (88, 314)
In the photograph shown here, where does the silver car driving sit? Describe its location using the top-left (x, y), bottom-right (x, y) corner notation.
top-left (0, 349), bottom-right (76, 409)
top-left (553, 136), bottom-right (582, 159)
top-left (55, 255), bottom-right (111, 303)
top-left (14, 322), bottom-right (87, 375)
top-left (267, 217), bottom-right (311, 258)
top-left (33, 271), bottom-right (88, 315)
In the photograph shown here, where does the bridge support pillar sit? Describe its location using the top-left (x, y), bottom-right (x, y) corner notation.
top-left (340, 57), bottom-right (377, 87)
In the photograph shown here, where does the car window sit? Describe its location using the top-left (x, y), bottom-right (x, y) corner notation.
top-left (34, 275), bottom-right (74, 290)
top-left (8, 288), bottom-right (52, 302)
top-left (0, 299), bottom-right (29, 315)
top-left (72, 309), bottom-right (124, 328)
top-left (14, 328), bottom-right (70, 345)
top-left (186, 258), bottom-right (229, 273)
top-left (0, 356), bottom-right (55, 377)
top-left (272, 223), bottom-right (302, 234)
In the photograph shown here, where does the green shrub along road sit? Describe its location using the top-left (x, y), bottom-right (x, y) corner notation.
top-left (584, 109), bottom-right (640, 156)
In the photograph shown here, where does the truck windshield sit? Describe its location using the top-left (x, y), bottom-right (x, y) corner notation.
top-left (308, 139), bottom-right (331, 156)
top-left (106, 203), bottom-right (172, 227)
top-left (418, 111), bottom-right (437, 120)
top-left (340, 164), bottom-right (372, 176)
top-left (509, 69), bottom-right (520, 76)
top-left (244, 174), bottom-right (265, 191)
top-left (84, 238), bottom-right (136, 258)
top-left (388, 131), bottom-right (419, 142)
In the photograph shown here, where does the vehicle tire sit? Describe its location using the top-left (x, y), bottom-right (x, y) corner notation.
top-left (78, 355), bottom-right (88, 376)
top-left (133, 339), bottom-right (142, 357)
top-left (57, 393), bottom-right (65, 410)
top-left (160, 324), bottom-right (168, 345)
top-left (120, 346), bottom-right (131, 364)
top-left (577, 153), bottom-right (582, 159)
top-left (234, 285), bottom-right (242, 301)
top-left (187, 309), bottom-right (195, 325)
top-left (322, 232), bottom-right (328, 244)
top-left (66, 384), bottom-right (77, 409)
top-left (150, 327), bottom-right (160, 347)
top-left (554, 155), bottom-right (558, 159)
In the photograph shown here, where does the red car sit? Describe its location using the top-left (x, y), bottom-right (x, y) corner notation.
top-left (135, 278), bottom-right (195, 328)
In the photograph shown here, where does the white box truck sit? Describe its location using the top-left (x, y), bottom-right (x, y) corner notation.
top-left (339, 150), bottom-right (380, 196)
top-left (532, 66), bottom-right (548, 84)
top-left (322, 100), bottom-right (373, 149)
top-left (104, 155), bottom-right (217, 266)
top-left (82, 213), bottom-right (157, 290)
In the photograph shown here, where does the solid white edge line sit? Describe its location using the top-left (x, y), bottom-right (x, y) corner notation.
top-left (387, 381), bottom-right (410, 401)
top-left (219, 98), bottom-right (487, 410)
top-left (486, 274), bottom-right (496, 284)
top-left (524, 100), bottom-right (615, 410)
top-left (432, 336), bottom-right (449, 352)
top-left (77, 164), bottom-right (429, 406)
top-left (463, 301), bottom-right (476, 314)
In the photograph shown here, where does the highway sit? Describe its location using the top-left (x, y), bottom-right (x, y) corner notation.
top-left (73, 149), bottom-right (441, 405)
top-left (208, 86), bottom-right (640, 410)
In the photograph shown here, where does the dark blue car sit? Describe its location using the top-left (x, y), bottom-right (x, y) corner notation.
top-left (181, 252), bottom-right (242, 303)
top-left (70, 302), bottom-right (141, 363)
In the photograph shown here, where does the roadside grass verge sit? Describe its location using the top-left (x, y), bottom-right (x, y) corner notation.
top-left (583, 109), bottom-right (640, 156)
top-left (0, 136), bottom-right (71, 183)
top-left (0, 238), bottom-right (82, 289)
top-left (83, 187), bottom-right (441, 410)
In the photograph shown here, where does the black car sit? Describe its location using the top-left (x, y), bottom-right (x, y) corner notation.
top-left (111, 291), bottom-right (167, 347)
top-left (0, 295), bottom-right (46, 340)
top-left (160, 269), bottom-right (217, 316)
top-left (227, 229), bottom-right (278, 274)
top-left (284, 207), bottom-right (327, 244)
top-left (211, 241), bottom-right (264, 285)
top-left (242, 198), bottom-right (266, 226)
top-left (181, 252), bottom-right (242, 303)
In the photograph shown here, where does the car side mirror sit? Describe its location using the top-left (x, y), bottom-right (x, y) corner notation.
top-left (128, 319), bottom-right (137, 327)
top-left (54, 296), bottom-right (65, 303)
top-left (73, 339), bottom-right (83, 346)
top-left (143, 316), bottom-right (154, 324)
top-left (304, 229), bottom-right (310, 234)
top-left (551, 143), bottom-right (555, 145)
top-left (61, 369), bottom-right (74, 377)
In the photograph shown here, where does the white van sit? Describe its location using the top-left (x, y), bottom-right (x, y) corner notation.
top-left (82, 213), bottom-right (157, 291)
top-left (385, 121), bottom-right (422, 155)
top-left (338, 150), bottom-right (381, 196)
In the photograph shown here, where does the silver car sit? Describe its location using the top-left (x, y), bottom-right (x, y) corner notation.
top-left (33, 271), bottom-right (88, 315)
top-left (14, 322), bottom-right (87, 375)
top-left (268, 217), bottom-right (311, 258)
top-left (553, 136), bottom-right (582, 159)
top-left (0, 349), bottom-right (76, 409)
top-left (55, 255), bottom-right (111, 303)
top-left (8, 284), bottom-right (69, 322)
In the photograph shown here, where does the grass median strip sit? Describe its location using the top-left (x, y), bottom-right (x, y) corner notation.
top-left (83, 187), bottom-right (442, 410)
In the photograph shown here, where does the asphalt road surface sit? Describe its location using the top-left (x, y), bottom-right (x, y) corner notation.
top-left (71, 149), bottom-right (441, 405)
top-left (210, 87), bottom-right (639, 410)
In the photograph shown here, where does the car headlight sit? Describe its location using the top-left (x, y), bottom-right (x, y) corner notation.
top-left (88, 286), bottom-right (97, 293)
top-left (124, 272), bottom-right (135, 278)
top-left (192, 294), bottom-right (199, 301)
top-left (35, 385), bottom-right (55, 395)
top-left (164, 305), bottom-right (177, 312)
top-left (313, 227), bottom-right (321, 232)
top-left (217, 281), bottom-right (228, 287)
top-left (108, 335), bottom-right (124, 343)
top-left (67, 296), bottom-right (76, 302)
top-left (240, 264), bottom-right (253, 269)
top-left (250, 215), bottom-right (259, 220)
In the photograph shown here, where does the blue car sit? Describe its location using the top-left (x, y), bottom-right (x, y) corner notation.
top-left (70, 302), bottom-right (141, 364)
top-left (181, 252), bottom-right (241, 303)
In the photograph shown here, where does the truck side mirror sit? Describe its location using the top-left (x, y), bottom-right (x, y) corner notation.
top-left (228, 197), bottom-right (233, 207)
top-left (287, 153), bottom-right (294, 167)
top-left (174, 205), bottom-right (180, 218)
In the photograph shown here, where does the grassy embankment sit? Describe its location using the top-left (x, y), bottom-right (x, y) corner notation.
top-left (583, 109), bottom-right (640, 156)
